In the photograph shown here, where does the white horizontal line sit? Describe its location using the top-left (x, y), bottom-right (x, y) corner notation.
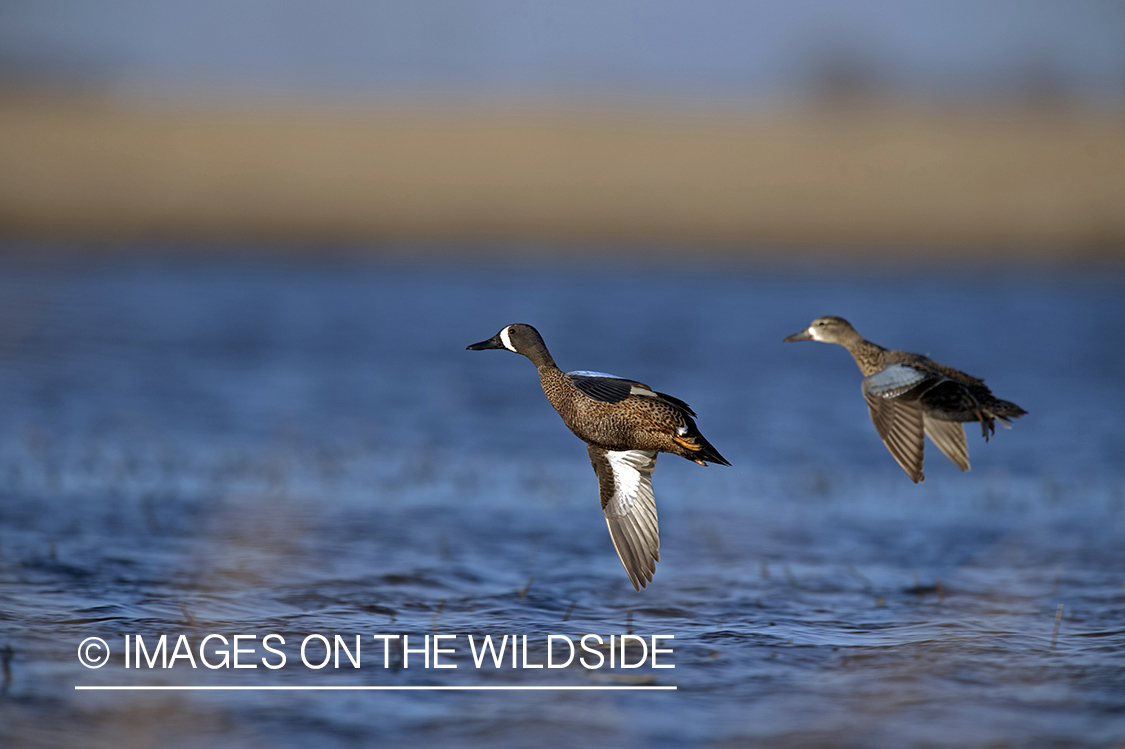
top-left (75, 685), bottom-right (675, 691)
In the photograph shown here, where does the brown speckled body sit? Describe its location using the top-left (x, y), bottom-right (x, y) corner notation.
top-left (537, 366), bottom-right (695, 458)
top-left (467, 322), bottom-right (727, 466)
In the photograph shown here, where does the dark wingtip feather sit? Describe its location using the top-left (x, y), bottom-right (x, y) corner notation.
top-left (654, 390), bottom-right (697, 417)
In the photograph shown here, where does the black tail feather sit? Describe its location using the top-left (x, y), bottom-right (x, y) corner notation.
top-left (695, 436), bottom-right (731, 466)
top-left (682, 418), bottom-right (731, 466)
top-left (991, 399), bottom-right (1028, 420)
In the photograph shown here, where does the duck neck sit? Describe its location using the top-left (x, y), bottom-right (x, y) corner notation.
top-left (841, 338), bottom-right (885, 377)
top-left (533, 354), bottom-right (568, 415)
top-left (523, 342), bottom-right (557, 371)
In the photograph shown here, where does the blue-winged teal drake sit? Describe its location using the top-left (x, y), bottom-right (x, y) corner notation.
top-left (784, 316), bottom-right (1026, 483)
top-left (468, 323), bottom-right (730, 590)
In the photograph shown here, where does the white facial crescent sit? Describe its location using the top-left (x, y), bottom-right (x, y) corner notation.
top-left (500, 326), bottom-right (517, 352)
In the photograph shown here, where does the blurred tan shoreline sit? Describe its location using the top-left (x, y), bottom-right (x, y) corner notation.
top-left (1, 92), bottom-right (1123, 259)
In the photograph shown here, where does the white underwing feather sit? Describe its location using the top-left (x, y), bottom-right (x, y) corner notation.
top-left (590, 447), bottom-right (660, 590)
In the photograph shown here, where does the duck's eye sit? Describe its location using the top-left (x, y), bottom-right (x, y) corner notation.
top-left (817, 321), bottom-right (825, 326)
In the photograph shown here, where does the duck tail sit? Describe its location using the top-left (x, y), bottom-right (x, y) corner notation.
top-left (991, 399), bottom-right (1028, 422)
top-left (695, 435), bottom-right (732, 467)
top-left (979, 398), bottom-right (1027, 440)
top-left (991, 399), bottom-right (1028, 430)
top-left (672, 419), bottom-right (731, 467)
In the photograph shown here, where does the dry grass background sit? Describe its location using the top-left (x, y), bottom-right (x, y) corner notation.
top-left (1, 93), bottom-right (1123, 257)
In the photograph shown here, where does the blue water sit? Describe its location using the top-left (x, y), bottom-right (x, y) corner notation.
top-left (0, 253), bottom-right (1123, 747)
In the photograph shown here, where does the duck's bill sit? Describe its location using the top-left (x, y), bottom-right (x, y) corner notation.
top-left (466, 334), bottom-right (504, 350)
top-left (783, 329), bottom-right (813, 342)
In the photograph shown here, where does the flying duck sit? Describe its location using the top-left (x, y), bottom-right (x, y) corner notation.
top-left (784, 316), bottom-right (1026, 483)
top-left (468, 323), bottom-right (729, 589)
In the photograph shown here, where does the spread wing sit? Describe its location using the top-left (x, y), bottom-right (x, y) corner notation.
top-left (863, 366), bottom-right (927, 483)
top-left (587, 445), bottom-right (660, 590)
top-left (924, 416), bottom-right (970, 472)
top-left (568, 371), bottom-right (697, 416)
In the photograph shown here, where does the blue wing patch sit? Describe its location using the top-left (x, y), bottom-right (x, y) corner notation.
top-left (863, 364), bottom-right (932, 399)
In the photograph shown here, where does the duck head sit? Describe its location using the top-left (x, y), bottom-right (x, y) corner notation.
top-left (783, 316), bottom-right (862, 346)
top-left (467, 323), bottom-right (555, 367)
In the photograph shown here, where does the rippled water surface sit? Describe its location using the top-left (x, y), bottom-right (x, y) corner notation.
top-left (0, 253), bottom-right (1122, 747)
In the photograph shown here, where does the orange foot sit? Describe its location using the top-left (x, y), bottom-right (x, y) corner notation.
top-left (975, 410), bottom-right (994, 442)
top-left (672, 434), bottom-right (702, 452)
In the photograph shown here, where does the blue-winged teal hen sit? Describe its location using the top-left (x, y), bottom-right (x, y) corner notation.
top-left (784, 316), bottom-right (1026, 483)
top-left (468, 323), bottom-right (729, 590)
